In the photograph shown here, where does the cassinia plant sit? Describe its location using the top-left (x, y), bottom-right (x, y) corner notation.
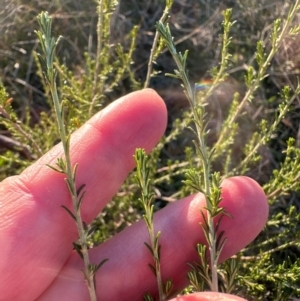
top-left (1, 0), bottom-right (300, 300)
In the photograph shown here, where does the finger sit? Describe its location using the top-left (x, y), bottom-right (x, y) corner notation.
top-left (171, 292), bottom-right (247, 301)
top-left (0, 89), bottom-right (167, 301)
top-left (37, 176), bottom-right (268, 301)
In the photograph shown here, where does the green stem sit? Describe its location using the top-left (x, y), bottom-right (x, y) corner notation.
top-left (50, 80), bottom-right (97, 301)
top-left (156, 20), bottom-right (222, 292)
top-left (230, 89), bottom-right (299, 176)
top-left (135, 149), bottom-right (167, 300)
top-left (144, 1), bottom-right (172, 89)
top-left (89, 0), bottom-right (104, 117)
top-left (203, 10), bottom-right (233, 101)
top-left (204, 163), bottom-right (218, 291)
top-left (196, 123), bottom-right (218, 291)
top-left (149, 225), bottom-right (165, 300)
top-left (36, 11), bottom-right (98, 299)
top-left (0, 107), bottom-right (43, 158)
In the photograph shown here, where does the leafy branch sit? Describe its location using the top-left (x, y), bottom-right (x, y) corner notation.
top-left (0, 96), bottom-right (43, 159)
top-left (229, 83), bottom-right (300, 176)
top-left (134, 148), bottom-right (173, 301)
top-left (144, 0), bottom-right (174, 88)
top-left (35, 11), bottom-right (107, 301)
top-left (214, 0), bottom-right (300, 153)
top-left (156, 11), bottom-right (234, 291)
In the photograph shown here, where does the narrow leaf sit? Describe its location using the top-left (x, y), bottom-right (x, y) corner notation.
top-left (94, 258), bottom-right (109, 273)
top-left (46, 164), bottom-right (65, 173)
top-left (61, 205), bottom-right (76, 221)
top-left (148, 263), bottom-right (157, 276)
top-left (77, 191), bottom-right (86, 211)
top-left (144, 242), bottom-right (154, 256)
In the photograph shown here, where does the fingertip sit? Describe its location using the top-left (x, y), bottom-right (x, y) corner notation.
top-left (89, 88), bottom-right (168, 154)
top-left (221, 176), bottom-right (269, 227)
top-left (172, 292), bottom-right (247, 301)
top-left (110, 88), bottom-right (167, 123)
top-left (130, 88), bottom-right (168, 130)
top-left (218, 176), bottom-right (269, 260)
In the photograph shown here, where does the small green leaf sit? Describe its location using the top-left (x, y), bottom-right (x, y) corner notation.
top-left (46, 164), bottom-right (64, 173)
top-left (96, 258), bottom-right (109, 272)
top-left (164, 279), bottom-right (174, 296)
top-left (61, 205), bottom-right (76, 221)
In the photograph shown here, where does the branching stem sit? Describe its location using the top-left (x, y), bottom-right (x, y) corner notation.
top-left (144, 0), bottom-right (173, 88)
top-left (214, 0), bottom-right (300, 151)
top-left (0, 106), bottom-right (43, 158)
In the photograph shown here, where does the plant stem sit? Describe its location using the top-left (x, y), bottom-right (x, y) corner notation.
top-left (267, 171), bottom-right (300, 199)
top-left (202, 9), bottom-right (234, 102)
top-left (0, 106), bottom-right (43, 158)
top-left (149, 225), bottom-right (165, 300)
top-left (230, 85), bottom-right (300, 176)
top-left (51, 82), bottom-right (97, 301)
top-left (36, 12), bottom-right (98, 301)
top-left (134, 149), bottom-right (168, 300)
top-left (156, 20), bottom-right (222, 291)
top-left (89, 0), bottom-right (104, 117)
top-left (195, 105), bottom-right (218, 293)
top-left (144, 0), bottom-right (172, 89)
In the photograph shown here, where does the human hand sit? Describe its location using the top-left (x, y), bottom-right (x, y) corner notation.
top-left (0, 89), bottom-right (268, 301)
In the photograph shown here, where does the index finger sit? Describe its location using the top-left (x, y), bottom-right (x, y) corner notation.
top-left (0, 89), bottom-right (167, 301)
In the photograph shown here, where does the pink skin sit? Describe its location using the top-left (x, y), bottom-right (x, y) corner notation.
top-left (0, 89), bottom-right (268, 301)
top-left (172, 292), bottom-right (247, 300)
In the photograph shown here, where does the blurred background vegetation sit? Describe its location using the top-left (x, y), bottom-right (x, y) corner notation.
top-left (1, 0), bottom-right (300, 300)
